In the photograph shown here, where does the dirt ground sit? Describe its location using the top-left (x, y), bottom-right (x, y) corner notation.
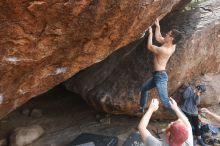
top-left (0, 85), bottom-right (219, 146)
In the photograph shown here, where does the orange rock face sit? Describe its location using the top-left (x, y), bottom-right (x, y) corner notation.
top-left (65, 0), bottom-right (220, 119)
top-left (0, 0), bottom-right (182, 118)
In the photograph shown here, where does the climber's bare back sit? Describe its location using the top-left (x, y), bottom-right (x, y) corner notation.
top-left (153, 45), bottom-right (176, 71)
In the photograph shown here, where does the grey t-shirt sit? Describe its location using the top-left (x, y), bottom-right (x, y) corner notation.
top-left (145, 132), bottom-right (193, 146)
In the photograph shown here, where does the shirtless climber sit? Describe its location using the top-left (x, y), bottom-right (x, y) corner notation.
top-left (138, 18), bottom-right (182, 113)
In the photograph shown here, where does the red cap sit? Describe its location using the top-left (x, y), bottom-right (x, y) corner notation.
top-left (169, 122), bottom-right (189, 146)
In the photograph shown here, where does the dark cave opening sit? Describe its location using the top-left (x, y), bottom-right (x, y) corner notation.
top-left (0, 84), bottom-right (140, 146)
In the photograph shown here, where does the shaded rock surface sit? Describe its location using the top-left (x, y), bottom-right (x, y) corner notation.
top-left (65, 0), bottom-right (220, 118)
top-left (30, 109), bottom-right (43, 118)
top-left (0, 139), bottom-right (7, 146)
top-left (0, 0), bottom-right (183, 119)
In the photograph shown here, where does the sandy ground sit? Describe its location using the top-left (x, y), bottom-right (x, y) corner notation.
top-left (0, 85), bottom-right (219, 146)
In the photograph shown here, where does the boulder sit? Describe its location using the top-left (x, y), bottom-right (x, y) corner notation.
top-left (9, 125), bottom-right (44, 146)
top-left (0, 0), bottom-right (183, 119)
top-left (30, 109), bottom-right (43, 118)
top-left (65, 0), bottom-right (220, 119)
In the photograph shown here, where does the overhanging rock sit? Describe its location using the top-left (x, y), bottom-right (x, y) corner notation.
top-left (0, 0), bottom-right (183, 119)
top-left (65, 0), bottom-right (220, 119)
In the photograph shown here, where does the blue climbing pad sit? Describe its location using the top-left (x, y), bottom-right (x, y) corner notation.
top-left (123, 132), bottom-right (144, 146)
top-left (68, 133), bottom-right (118, 146)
